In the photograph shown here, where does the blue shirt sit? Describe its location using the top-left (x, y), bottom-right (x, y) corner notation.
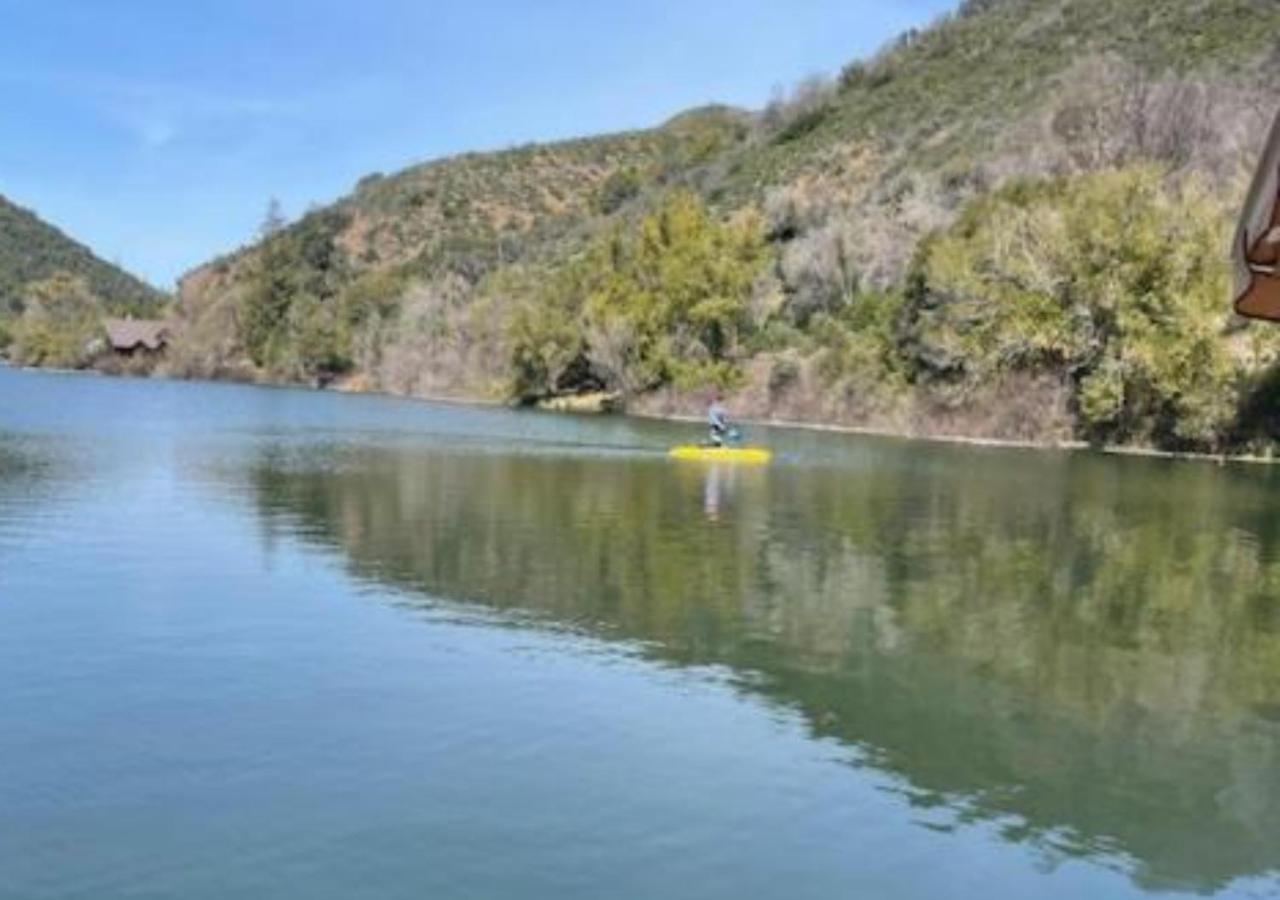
top-left (708, 402), bottom-right (728, 430)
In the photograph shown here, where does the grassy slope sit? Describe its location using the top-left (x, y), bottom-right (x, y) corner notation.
top-left (0, 195), bottom-right (164, 314)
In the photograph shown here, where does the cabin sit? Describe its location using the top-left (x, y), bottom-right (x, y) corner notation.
top-left (103, 318), bottom-right (169, 358)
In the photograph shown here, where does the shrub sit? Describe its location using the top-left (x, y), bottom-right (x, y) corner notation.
top-left (778, 223), bottom-right (861, 326)
top-left (838, 62), bottom-right (868, 93)
top-left (8, 274), bottom-right (104, 368)
top-left (759, 76), bottom-right (837, 144)
top-left (592, 167), bottom-right (644, 215)
top-left (907, 166), bottom-right (1253, 449)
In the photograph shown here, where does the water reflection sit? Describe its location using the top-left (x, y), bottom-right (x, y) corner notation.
top-left (0, 433), bottom-right (55, 514)
top-left (247, 442), bottom-right (1280, 894)
top-left (700, 464), bottom-right (747, 522)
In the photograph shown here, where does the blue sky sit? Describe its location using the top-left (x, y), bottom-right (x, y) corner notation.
top-left (0, 1), bottom-right (955, 287)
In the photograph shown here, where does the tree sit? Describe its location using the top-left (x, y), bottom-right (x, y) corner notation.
top-left (503, 191), bottom-right (767, 400)
top-left (592, 167), bottom-right (643, 215)
top-left (238, 199), bottom-right (295, 368)
top-left (238, 233), bottom-right (298, 369)
top-left (8, 273), bottom-right (104, 368)
top-left (907, 167), bottom-right (1259, 449)
top-left (259, 197), bottom-right (286, 239)
top-left (237, 206), bottom-right (350, 372)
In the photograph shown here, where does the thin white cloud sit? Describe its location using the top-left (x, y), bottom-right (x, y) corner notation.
top-left (137, 119), bottom-right (178, 148)
top-left (89, 79), bottom-right (295, 149)
top-left (0, 66), bottom-right (319, 148)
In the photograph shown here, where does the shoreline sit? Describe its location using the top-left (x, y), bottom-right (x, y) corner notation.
top-left (5, 361), bottom-right (1275, 466)
top-left (180, 369), bottom-right (1280, 467)
top-left (634, 409), bottom-right (1280, 466)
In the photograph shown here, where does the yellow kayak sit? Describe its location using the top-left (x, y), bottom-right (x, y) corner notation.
top-left (668, 445), bottom-right (773, 465)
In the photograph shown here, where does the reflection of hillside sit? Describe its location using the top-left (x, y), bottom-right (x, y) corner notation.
top-left (250, 446), bottom-right (1280, 893)
top-left (0, 435), bottom-right (54, 504)
top-left (0, 436), bottom-right (35, 477)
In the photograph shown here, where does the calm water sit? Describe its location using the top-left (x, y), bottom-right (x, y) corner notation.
top-left (1, 366), bottom-right (1279, 900)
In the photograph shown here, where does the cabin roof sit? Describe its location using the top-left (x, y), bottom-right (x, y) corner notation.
top-left (103, 318), bottom-right (168, 351)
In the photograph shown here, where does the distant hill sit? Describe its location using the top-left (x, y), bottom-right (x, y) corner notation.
top-left (0, 194), bottom-right (164, 317)
top-left (174, 105), bottom-right (751, 350)
top-left (170, 0), bottom-right (1280, 453)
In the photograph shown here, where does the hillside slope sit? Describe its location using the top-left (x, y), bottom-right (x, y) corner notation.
top-left (718, 0), bottom-right (1280, 200)
top-left (0, 195), bottom-right (163, 316)
top-left (171, 0), bottom-right (1280, 452)
top-left (172, 107), bottom-right (750, 378)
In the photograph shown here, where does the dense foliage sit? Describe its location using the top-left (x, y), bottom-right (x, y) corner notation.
top-left (236, 208), bottom-right (356, 379)
top-left (504, 192), bottom-right (767, 397)
top-left (6, 274), bottom-right (106, 368)
top-left (905, 168), bottom-right (1266, 450)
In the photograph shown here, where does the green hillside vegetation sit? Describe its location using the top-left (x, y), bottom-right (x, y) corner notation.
top-left (502, 192), bottom-right (767, 399)
top-left (905, 169), bottom-right (1247, 449)
top-left (168, 0), bottom-right (1280, 454)
top-left (0, 195), bottom-right (165, 361)
top-left (170, 108), bottom-right (750, 380)
top-left (719, 0), bottom-right (1280, 200)
top-left (5, 273), bottom-right (106, 368)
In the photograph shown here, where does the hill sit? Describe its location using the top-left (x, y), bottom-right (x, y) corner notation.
top-left (170, 0), bottom-right (1280, 453)
top-left (718, 0), bottom-right (1280, 200)
top-left (171, 107), bottom-right (751, 380)
top-left (0, 194), bottom-right (167, 368)
top-left (0, 195), bottom-right (163, 317)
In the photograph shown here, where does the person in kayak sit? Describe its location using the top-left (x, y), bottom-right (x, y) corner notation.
top-left (708, 393), bottom-right (731, 446)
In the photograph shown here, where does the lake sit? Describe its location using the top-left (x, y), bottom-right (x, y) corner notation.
top-left (1, 365), bottom-right (1278, 899)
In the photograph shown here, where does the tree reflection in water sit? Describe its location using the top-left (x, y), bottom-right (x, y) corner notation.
top-left (248, 441), bottom-right (1280, 894)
